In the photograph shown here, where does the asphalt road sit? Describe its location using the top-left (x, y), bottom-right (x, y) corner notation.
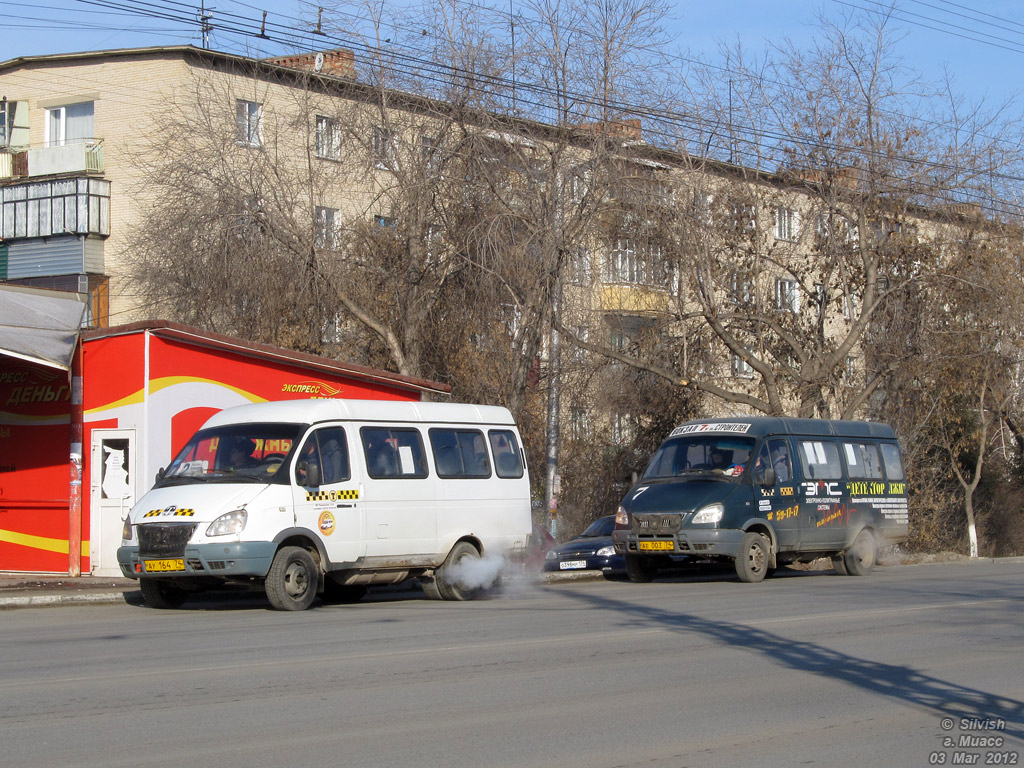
top-left (1, 561), bottom-right (1022, 768)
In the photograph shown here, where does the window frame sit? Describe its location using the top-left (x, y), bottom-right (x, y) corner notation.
top-left (44, 101), bottom-right (94, 147)
top-left (360, 427), bottom-right (428, 479)
top-left (774, 206), bottom-right (799, 242)
top-left (314, 205), bottom-right (339, 248)
top-left (775, 277), bottom-right (800, 313)
top-left (373, 126), bottom-right (396, 170)
top-left (236, 99), bottom-right (263, 148)
top-left (797, 439), bottom-right (843, 480)
top-left (428, 428), bottom-right (491, 479)
top-left (489, 429), bottom-right (525, 478)
top-left (315, 114), bottom-right (341, 160)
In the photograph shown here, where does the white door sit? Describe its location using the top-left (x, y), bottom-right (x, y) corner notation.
top-left (90, 429), bottom-right (137, 576)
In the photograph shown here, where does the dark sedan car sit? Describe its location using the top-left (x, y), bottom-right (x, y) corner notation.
top-left (543, 515), bottom-right (624, 575)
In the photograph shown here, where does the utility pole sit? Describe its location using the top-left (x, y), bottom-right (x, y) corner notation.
top-left (545, 275), bottom-right (562, 537)
top-left (198, 1), bottom-right (213, 49)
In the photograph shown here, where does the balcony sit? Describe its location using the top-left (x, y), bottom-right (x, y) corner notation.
top-left (0, 140), bottom-right (104, 180)
top-left (600, 284), bottom-right (672, 314)
top-left (1, 177), bottom-right (111, 241)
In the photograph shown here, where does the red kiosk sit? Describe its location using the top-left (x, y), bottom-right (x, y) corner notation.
top-left (0, 289), bottom-right (448, 576)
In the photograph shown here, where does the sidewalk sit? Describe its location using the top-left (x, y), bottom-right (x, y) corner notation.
top-left (0, 569), bottom-right (605, 610)
top-left (0, 573), bottom-right (141, 609)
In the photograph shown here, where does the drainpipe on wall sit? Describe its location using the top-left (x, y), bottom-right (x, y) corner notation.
top-left (68, 339), bottom-right (84, 577)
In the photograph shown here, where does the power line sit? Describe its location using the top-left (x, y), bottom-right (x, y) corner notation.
top-left (3, 0), bottom-right (1021, 214)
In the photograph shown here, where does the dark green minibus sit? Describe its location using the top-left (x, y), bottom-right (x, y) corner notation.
top-left (612, 417), bottom-right (909, 583)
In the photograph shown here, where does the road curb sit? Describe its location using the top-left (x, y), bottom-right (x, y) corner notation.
top-left (0, 590), bottom-right (141, 610)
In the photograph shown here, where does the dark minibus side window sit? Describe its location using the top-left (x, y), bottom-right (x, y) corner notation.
top-left (429, 428), bottom-right (490, 478)
top-left (843, 442), bottom-right (883, 479)
top-left (489, 430), bottom-right (524, 478)
top-left (361, 427), bottom-right (428, 478)
top-left (880, 443), bottom-right (905, 481)
top-left (797, 439), bottom-right (842, 480)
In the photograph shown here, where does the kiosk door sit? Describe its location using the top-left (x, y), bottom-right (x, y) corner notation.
top-left (90, 429), bottom-right (137, 576)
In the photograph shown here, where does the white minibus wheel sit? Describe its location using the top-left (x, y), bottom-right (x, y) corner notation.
top-left (139, 578), bottom-right (188, 609)
top-left (266, 546), bottom-right (319, 610)
top-left (435, 541), bottom-right (483, 601)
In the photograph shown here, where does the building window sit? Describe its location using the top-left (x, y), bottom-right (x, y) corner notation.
top-left (814, 282), bottom-right (826, 308)
top-left (0, 100), bottom-right (11, 146)
top-left (610, 326), bottom-right (627, 352)
top-left (775, 278), bottom-right (800, 313)
top-left (605, 239), bottom-right (665, 285)
top-left (569, 248), bottom-right (591, 285)
top-left (606, 239), bottom-right (637, 283)
top-left (45, 101), bottom-right (94, 147)
top-left (732, 353), bottom-right (754, 378)
top-left (570, 408), bottom-right (592, 441)
top-left (569, 167), bottom-right (592, 203)
top-left (374, 215), bottom-right (397, 229)
top-left (730, 203), bottom-right (756, 234)
top-left (373, 126), bottom-right (396, 169)
top-left (569, 326), bottom-right (589, 361)
top-left (322, 312), bottom-right (342, 344)
top-left (420, 135), bottom-right (441, 175)
top-left (611, 412), bottom-right (634, 445)
top-left (730, 271), bottom-right (752, 304)
top-left (315, 115), bottom-right (341, 160)
top-left (692, 191), bottom-right (713, 225)
top-left (236, 100), bottom-right (263, 147)
top-left (843, 356), bottom-right (858, 387)
top-left (315, 206), bottom-right (338, 248)
top-left (774, 206), bottom-right (798, 242)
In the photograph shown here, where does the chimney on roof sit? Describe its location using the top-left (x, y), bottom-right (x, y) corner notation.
top-left (264, 49), bottom-right (356, 80)
top-left (577, 118), bottom-right (643, 142)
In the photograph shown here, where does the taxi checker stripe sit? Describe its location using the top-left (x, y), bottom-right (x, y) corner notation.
top-left (305, 489), bottom-right (360, 501)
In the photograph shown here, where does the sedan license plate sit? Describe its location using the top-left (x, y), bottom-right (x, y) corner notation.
top-left (559, 560), bottom-right (587, 570)
top-left (639, 540), bottom-right (675, 552)
top-left (143, 558), bottom-right (185, 573)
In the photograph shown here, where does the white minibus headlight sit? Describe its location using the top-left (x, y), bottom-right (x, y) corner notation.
top-left (691, 503), bottom-right (724, 525)
top-left (615, 505), bottom-right (629, 526)
top-left (207, 509), bottom-right (247, 537)
top-left (121, 517), bottom-right (133, 543)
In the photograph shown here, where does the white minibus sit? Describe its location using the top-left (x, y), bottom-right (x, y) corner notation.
top-left (118, 399), bottom-right (532, 610)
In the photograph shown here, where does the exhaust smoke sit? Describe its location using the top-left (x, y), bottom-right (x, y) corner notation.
top-left (447, 550), bottom-right (540, 596)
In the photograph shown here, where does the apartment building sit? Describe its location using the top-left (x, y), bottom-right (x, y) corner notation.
top-left (1, 44), bottom-right (959, 426)
top-left (0, 46), bottom-right (366, 326)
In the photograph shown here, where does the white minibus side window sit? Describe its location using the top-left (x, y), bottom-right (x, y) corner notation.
top-left (429, 428), bottom-right (490, 478)
top-left (489, 430), bottom-right (524, 478)
top-left (843, 442), bottom-right (883, 479)
top-left (880, 443), bottom-right (905, 480)
top-left (295, 426), bottom-right (350, 486)
top-left (361, 427), bottom-right (428, 478)
top-left (798, 440), bottom-right (842, 480)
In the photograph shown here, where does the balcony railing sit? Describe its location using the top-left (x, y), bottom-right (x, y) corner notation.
top-left (0, 140), bottom-right (104, 179)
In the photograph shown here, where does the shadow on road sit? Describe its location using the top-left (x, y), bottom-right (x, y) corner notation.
top-left (566, 586), bottom-right (1024, 740)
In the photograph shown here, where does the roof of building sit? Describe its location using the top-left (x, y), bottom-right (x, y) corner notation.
top-left (81, 319), bottom-right (451, 397)
top-left (0, 284), bottom-right (86, 370)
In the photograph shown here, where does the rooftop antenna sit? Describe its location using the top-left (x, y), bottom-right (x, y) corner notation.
top-left (315, 7), bottom-right (326, 35)
top-left (259, 11), bottom-right (268, 39)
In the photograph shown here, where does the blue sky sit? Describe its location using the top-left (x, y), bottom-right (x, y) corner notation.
top-left (0, 0), bottom-right (1020, 108)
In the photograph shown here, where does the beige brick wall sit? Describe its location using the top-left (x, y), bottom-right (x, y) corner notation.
top-left (0, 49), bottom-right (397, 324)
